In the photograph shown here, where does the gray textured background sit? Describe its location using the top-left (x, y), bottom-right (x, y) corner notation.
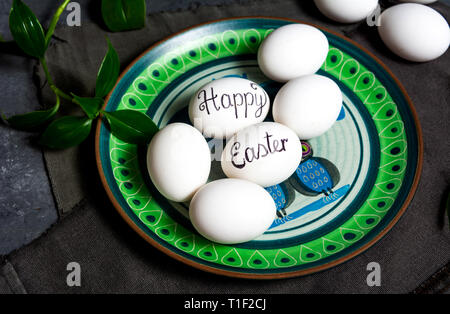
top-left (0, 0), bottom-right (449, 294)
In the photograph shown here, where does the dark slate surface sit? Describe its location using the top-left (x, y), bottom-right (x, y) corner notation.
top-left (0, 48), bottom-right (58, 255)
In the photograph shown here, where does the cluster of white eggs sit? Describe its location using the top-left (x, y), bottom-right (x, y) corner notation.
top-left (147, 22), bottom-right (345, 244)
top-left (146, 0), bottom-right (449, 245)
top-left (314, 0), bottom-right (449, 62)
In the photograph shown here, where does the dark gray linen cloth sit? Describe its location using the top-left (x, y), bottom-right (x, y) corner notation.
top-left (2, 0), bottom-right (450, 293)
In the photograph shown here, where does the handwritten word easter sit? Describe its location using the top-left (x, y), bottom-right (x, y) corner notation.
top-left (230, 132), bottom-right (288, 169)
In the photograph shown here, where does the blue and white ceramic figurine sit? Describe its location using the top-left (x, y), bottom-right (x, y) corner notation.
top-left (266, 140), bottom-right (351, 229)
top-left (264, 182), bottom-right (295, 219)
top-left (264, 140), bottom-right (342, 221)
top-left (288, 141), bottom-right (340, 197)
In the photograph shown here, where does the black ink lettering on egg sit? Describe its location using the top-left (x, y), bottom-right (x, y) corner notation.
top-left (221, 122), bottom-right (302, 187)
top-left (196, 83), bottom-right (268, 119)
top-left (230, 132), bottom-right (289, 169)
top-left (189, 78), bottom-right (270, 139)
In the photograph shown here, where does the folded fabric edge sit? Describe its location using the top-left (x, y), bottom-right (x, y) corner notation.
top-left (410, 261), bottom-right (450, 294)
top-left (0, 259), bottom-right (27, 294)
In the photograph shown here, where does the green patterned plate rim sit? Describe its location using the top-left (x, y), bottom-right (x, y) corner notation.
top-left (95, 17), bottom-right (423, 279)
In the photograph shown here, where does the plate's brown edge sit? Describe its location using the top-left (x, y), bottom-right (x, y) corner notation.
top-left (95, 16), bottom-right (424, 280)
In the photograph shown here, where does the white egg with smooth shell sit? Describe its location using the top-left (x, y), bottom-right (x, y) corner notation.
top-left (378, 3), bottom-right (450, 62)
top-left (398, 0), bottom-right (437, 4)
top-left (257, 24), bottom-right (329, 82)
top-left (147, 123), bottom-right (211, 202)
top-left (189, 77), bottom-right (270, 139)
top-left (314, 0), bottom-right (379, 23)
top-left (221, 122), bottom-right (302, 187)
top-left (189, 178), bottom-right (276, 244)
top-left (272, 74), bottom-right (342, 140)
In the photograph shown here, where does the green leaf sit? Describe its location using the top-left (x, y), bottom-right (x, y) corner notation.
top-left (0, 34), bottom-right (4, 42)
top-left (95, 38), bottom-right (120, 98)
top-left (103, 110), bottom-right (158, 144)
top-left (72, 94), bottom-right (104, 119)
top-left (9, 0), bottom-right (46, 58)
top-left (101, 0), bottom-right (146, 32)
top-left (7, 96), bottom-right (60, 130)
top-left (39, 116), bottom-right (93, 149)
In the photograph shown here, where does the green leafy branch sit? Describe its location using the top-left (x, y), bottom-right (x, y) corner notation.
top-left (3, 0), bottom-right (156, 149)
top-left (101, 0), bottom-right (146, 32)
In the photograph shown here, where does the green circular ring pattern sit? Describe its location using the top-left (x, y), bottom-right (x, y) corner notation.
top-left (96, 18), bottom-right (421, 278)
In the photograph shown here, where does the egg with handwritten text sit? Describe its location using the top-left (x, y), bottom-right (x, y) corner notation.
top-left (189, 178), bottom-right (277, 244)
top-left (147, 123), bottom-right (211, 202)
top-left (221, 122), bottom-right (302, 187)
top-left (189, 77), bottom-right (270, 139)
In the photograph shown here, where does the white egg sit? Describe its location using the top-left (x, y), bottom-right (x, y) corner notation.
top-left (221, 122), bottom-right (302, 187)
top-left (189, 178), bottom-right (276, 244)
top-left (257, 24), bottom-right (329, 82)
top-left (147, 123), bottom-right (211, 202)
top-left (314, 0), bottom-right (379, 23)
top-left (272, 74), bottom-right (342, 140)
top-left (189, 77), bottom-right (270, 139)
top-left (378, 3), bottom-right (450, 62)
top-left (398, 0), bottom-right (437, 4)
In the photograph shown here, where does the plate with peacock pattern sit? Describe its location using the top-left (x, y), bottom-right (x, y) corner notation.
top-left (95, 17), bottom-right (422, 279)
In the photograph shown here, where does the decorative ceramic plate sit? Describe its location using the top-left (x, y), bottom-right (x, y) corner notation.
top-left (95, 17), bottom-right (422, 279)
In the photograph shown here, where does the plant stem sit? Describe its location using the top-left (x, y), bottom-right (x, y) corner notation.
top-left (44, 0), bottom-right (71, 47)
top-left (40, 57), bottom-right (54, 86)
top-left (40, 57), bottom-right (75, 103)
top-left (53, 93), bottom-right (61, 111)
top-left (40, 0), bottom-right (78, 105)
top-left (53, 86), bottom-right (74, 103)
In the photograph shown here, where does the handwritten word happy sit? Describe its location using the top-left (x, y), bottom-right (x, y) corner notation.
top-left (196, 82), bottom-right (268, 119)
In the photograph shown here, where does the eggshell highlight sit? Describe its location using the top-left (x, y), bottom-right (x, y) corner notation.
top-left (189, 178), bottom-right (277, 244)
top-left (147, 123), bottom-right (211, 202)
